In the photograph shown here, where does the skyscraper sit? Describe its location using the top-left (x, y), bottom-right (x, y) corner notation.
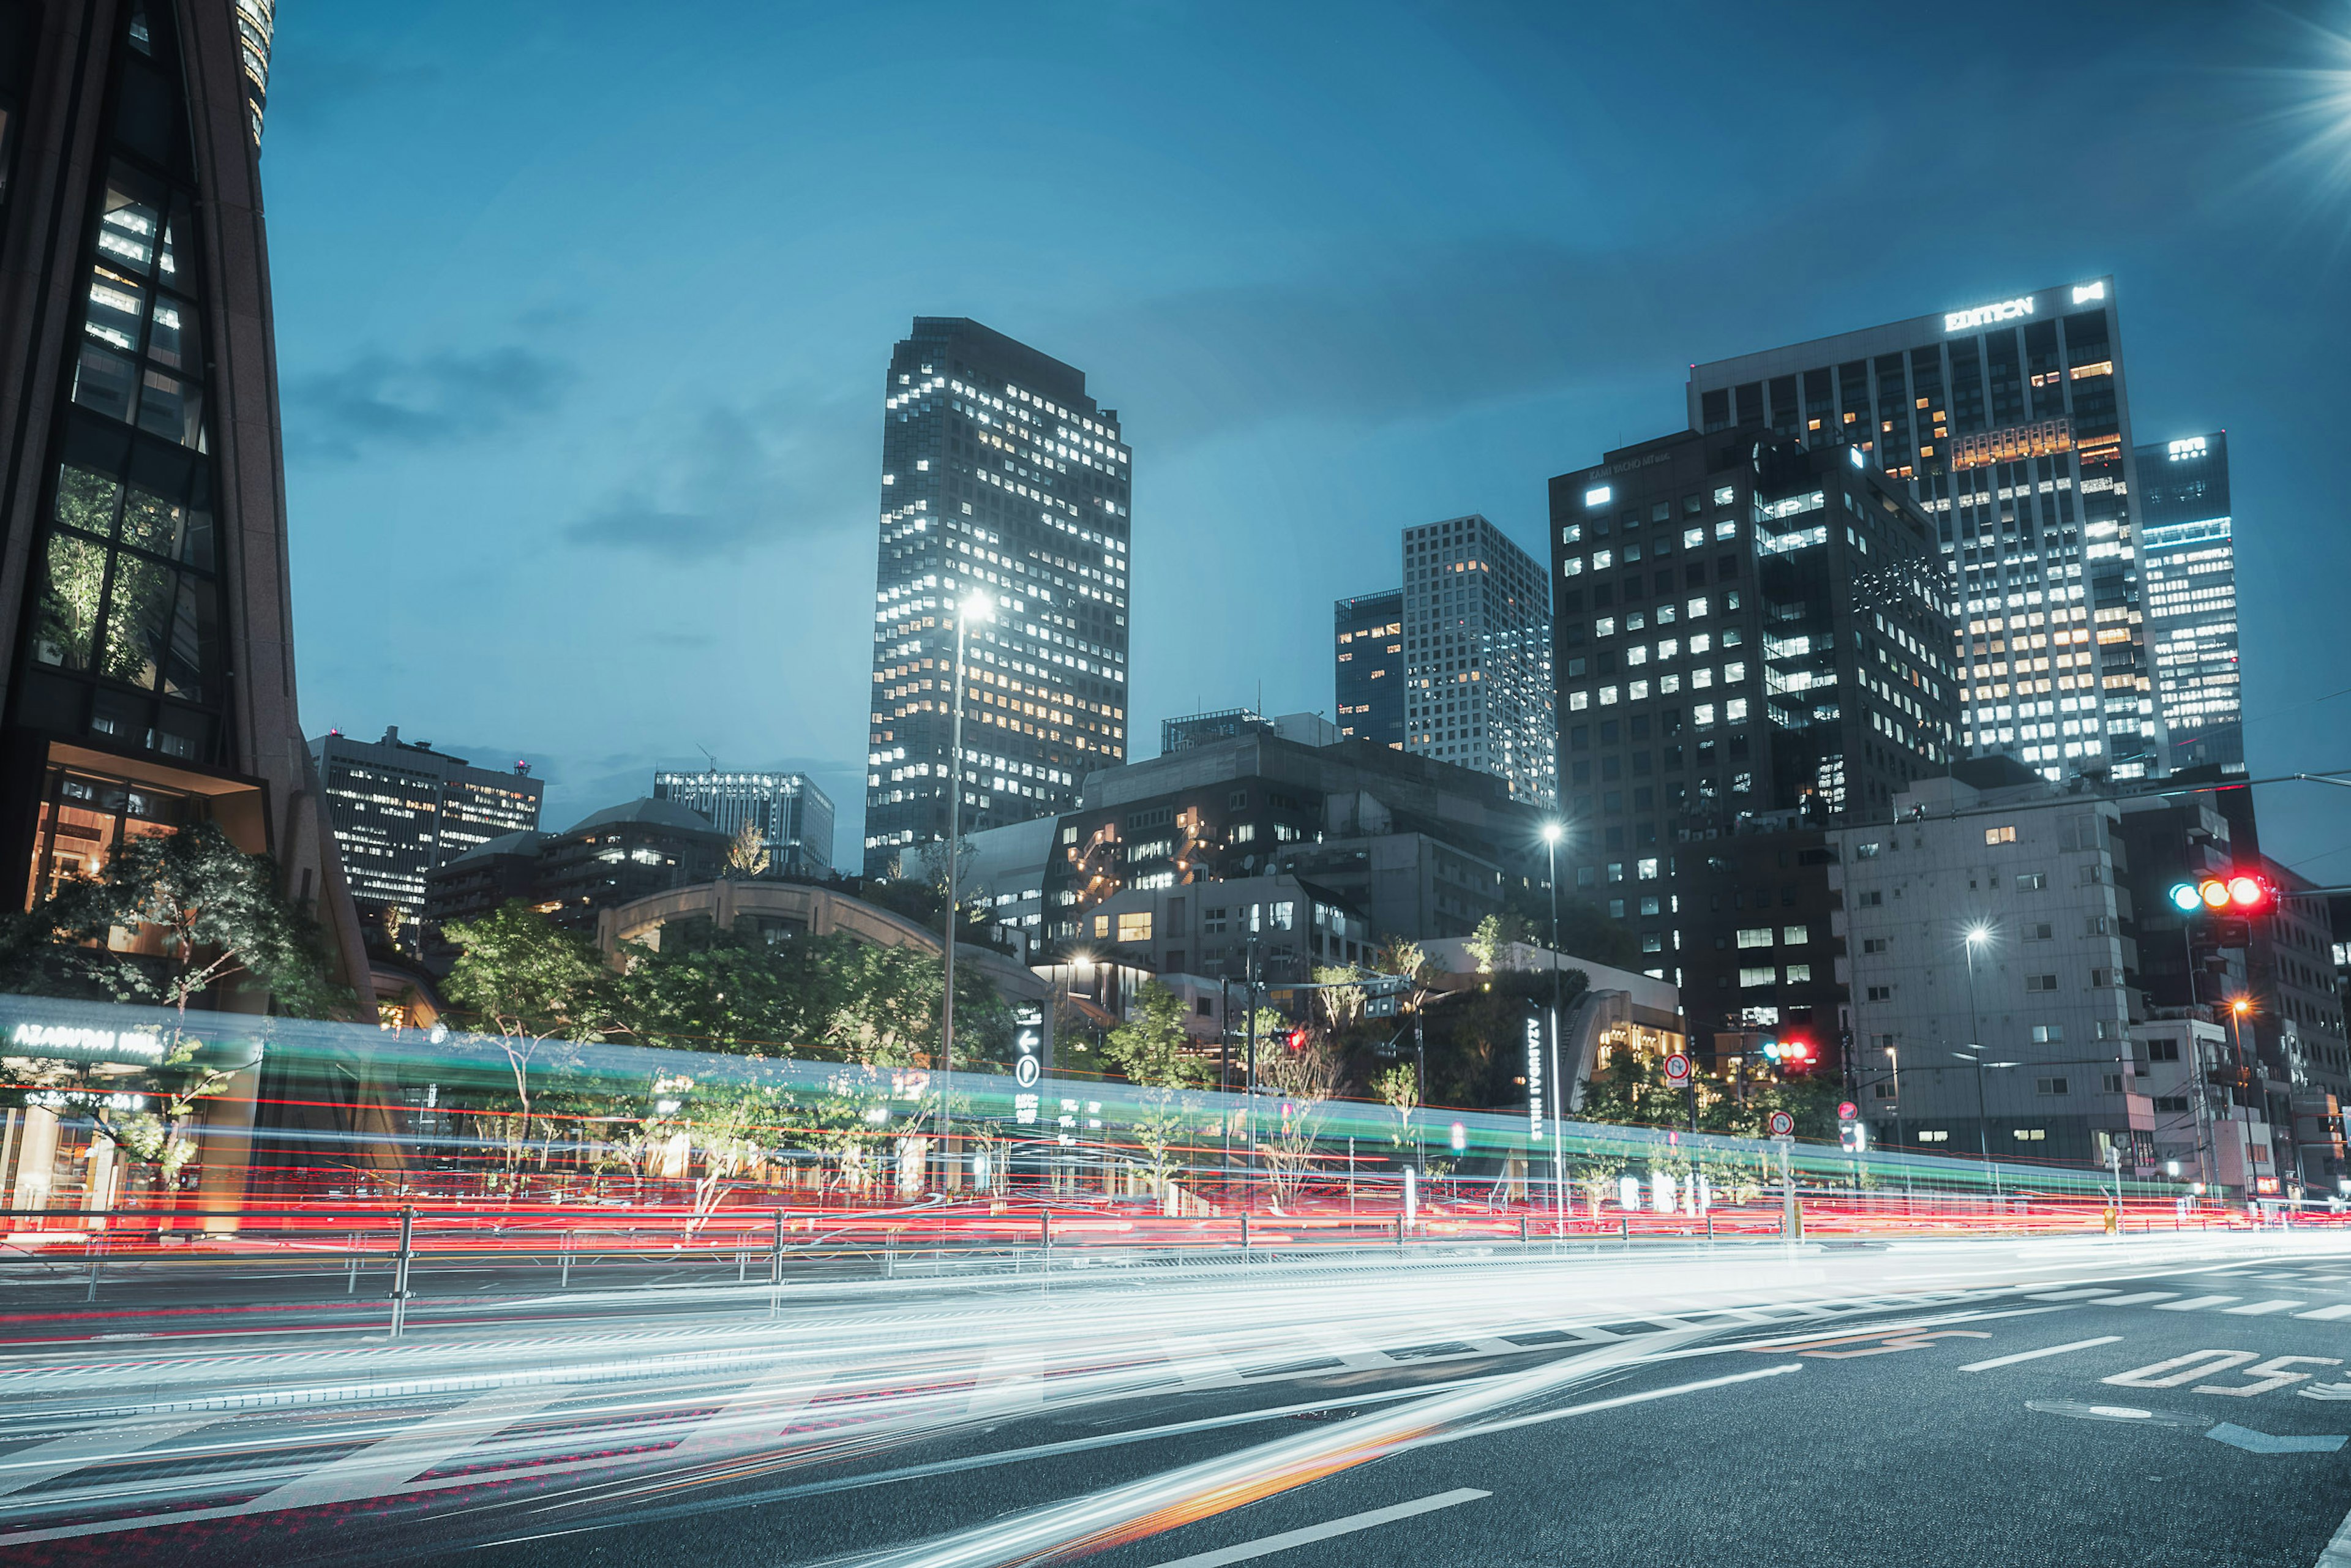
top-left (1401, 516), bottom-right (1554, 806)
top-left (312, 727), bottom-right (544, 936)
top-left (2134, 432), bottom-right (2241, 773)
top-left (1688, 277), bottom-right (2159, 782)
top-left (651, 769), bottom-right (835, 876)
top-left (0, 1), bottom-right (365, 975)
top-left (864, 320), bottom-right (1130, 877)
top-left (1333, 589), bottom-right (1403, 749)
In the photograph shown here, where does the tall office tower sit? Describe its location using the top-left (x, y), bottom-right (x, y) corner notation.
top-left (312, 727), bottom-right (544, 935)
top-left (864, 319), bottom-right (1130, 877)
top-left (2134, 432), bottom-right (2241, 773)
top-left (1333, 589), bottom-right (1403, 749)
top-left (0, 2), bottom-right (366, 976)
top-left (1548, 432), bottom-right (1957, 1022)
top-left (1400, 516), bottom-right (1555, 806)
top-left (651, 769), bottom-right (835, 877)
top-left (1689, 277), bottom-right (2159, 781)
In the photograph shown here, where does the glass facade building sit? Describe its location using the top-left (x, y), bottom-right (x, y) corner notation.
top-left (312, 727), bottom-right (544, 934)
top-left (1688, 278), bottom-right (2159, 782)
top-left (2134, 432), bottom-right (2241, 773)
top-left (863, 319), bottom-right (1130, 877)
top-left (1333, 590), bottom-right (1403, 749)
top-left (651, 769), bottom-right (835, 877)
top-left (1401, 515), bottom-right (1555, 806)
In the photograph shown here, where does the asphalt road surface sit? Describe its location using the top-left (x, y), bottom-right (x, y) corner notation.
top-left (6, 1235), bottom-right (2351, 1567)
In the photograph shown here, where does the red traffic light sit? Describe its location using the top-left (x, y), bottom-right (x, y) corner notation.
top-left (1285, 1028), bottom-right (1308, 1051)
top-left (2177, 871), bottom-right (2272, 913)
top-left (1779, 1038), bottom-right (1811, 1062)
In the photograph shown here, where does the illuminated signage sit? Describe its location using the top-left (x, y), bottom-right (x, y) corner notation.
top-left (2168, 437), bottom-right (2208, 460)
top-left (6, 1022), bottom-right (163, 1064)
top-left (1944, 296), bottom-right (2036, 332)
top-left (1524, 1016), bottom-right (1545, 1138)
top-left (2073, 281), bottom-right (2107, 304)
top-left (1583, 485), bottom-right (1612, 509)
top-left (1848, 445), bottom-right (1865, 469)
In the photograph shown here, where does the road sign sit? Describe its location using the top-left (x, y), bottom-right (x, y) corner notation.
top-left (1837, 1100), bottom-right (1858, 1120)
top-left (1014, 1056), bottom-right (1041, 1088)
top-left (1767, 1110), bottom-right (1796, 1138)
top-left (1664, 1052), bottom-right (1692, 1089)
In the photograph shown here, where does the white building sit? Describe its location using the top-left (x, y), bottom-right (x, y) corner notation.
top-left (1830, 765), bottom-right (2156, 1171)
top-left (1401, 514), bottom-right (1556, 807)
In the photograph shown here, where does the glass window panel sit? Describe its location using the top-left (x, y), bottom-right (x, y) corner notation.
top-left (34, 532), bottom-right (107, 669)
top-left (162, 576), bottom-right (217, 702)
top-left (146, 292), bottom-right (198, 370)
top-left (97, 170), bottom-right (161, 274)
top-left (31, 771), bottom-right (122, 902)
top-left (135, 367), bottom-right (202, 447)
top-left (54, 465), bottom-right (122, 537)
top-left (71, 342), bottom-right (140, 422)
top-left (89, 686), bottom-right (151, 747)
top-left (100, 551), bottom-right (173, 689)
top-left (119, 487), bottom-right (185, 557)
top-left (178, 505), bottom-right (214, 570)
top-left (157, 192), bottom-right (192, 284)
top-left (83, 266), bottom-right (146, 353)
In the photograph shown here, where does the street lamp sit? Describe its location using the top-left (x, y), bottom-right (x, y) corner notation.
top-left (1963, 923), bottom-right (1996, 1199)
top-left (937, 591), bottom-right (995, 1190)
top-left (1541, 822), bottom-right (1565, 1220)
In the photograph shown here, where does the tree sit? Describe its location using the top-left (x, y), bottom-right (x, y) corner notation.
top-left (1370, 1062), bottom-right (1419, 1158)
top-left (1256, 1028), bottom-right (1340, 1210)
top-left (726, 822), bottom-right (771, 879)
top-left (441, 902), bottom-right (625, 1187)
top-left (1463, 913), bottom-right (1528, 976)
top-left (1310, 964), bottom-right (1367, 1033)
top-left (1101, 981), bottom-right (1211, 1203)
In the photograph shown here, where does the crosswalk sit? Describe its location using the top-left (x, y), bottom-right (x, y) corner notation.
top-left (2026, 1285), bottom-right (2351, 1322)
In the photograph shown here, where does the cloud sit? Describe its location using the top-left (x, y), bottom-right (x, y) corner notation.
top-left (286, 347), bottom-right (568, 457)
top-left (561, 394), bottom-right (871, 561)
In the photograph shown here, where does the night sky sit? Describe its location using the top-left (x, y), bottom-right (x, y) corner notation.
top-left (261, 2), bottom-right (2351, 875)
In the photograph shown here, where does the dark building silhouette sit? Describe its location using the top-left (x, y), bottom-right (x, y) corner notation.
top-left (1333, 590), bottom-right (1403, 751)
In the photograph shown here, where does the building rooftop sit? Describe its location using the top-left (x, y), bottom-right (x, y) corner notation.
top-left (564, 798), bottom-right (724, 837)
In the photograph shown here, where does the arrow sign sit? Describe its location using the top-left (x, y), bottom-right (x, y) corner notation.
top-left (1664, 1052), bottom-right (1691, 1089)
top-left (2205, 1423), bottom-right (2347, 1454)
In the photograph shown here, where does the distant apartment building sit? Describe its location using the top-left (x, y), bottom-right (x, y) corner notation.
top-left (1831, 770), bottom-right (2154, 1172)
top-left (311, 726), bottom-right (542, 936)
top-left (864, 318), bottom-right (1130, 876)
top-left (1689, 277), bottom-right (2161, 781)
top-left (1401, 515), bottom-right (1555, 807)
top-left (2134, 432), bottom-right (2241, 773)
top-left (650, 770), bottom-right (835, 876)
top-left (1334, 590), bottom-right (1404, 749)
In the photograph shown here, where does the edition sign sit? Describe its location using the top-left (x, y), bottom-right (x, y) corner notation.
top-left (1944, 295), bottom-right (2035, 332)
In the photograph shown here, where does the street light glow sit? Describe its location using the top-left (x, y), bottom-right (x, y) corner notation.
top-left (1965, 923), bottom-right (1991, 947)
top-left (962, 593), bottom-right (996, 622)
top-left (1541, 822), bottom-right (1564, 844)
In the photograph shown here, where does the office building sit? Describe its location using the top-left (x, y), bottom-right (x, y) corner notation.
top-left (1689, 277), bottom-right (2161, 781)
top-left (312, 727), bottom-right (543, 937)
top-left (423, 799), bottom-right (730, 935)
top-left (864, 318), bottom-right (1130, 876)
top-left (1040, 718), bottom-right (1551, 951)
top-left (1547, 431), bottom-right (1960, 1052)
top-left (1162, 707), bottom-right (1270, 755)
top-left (1079, 871), bottom-right (1374, 985)
top-left (2134, 432), bottom-right (2241, 773)
top-left (1333, 590), bottom-right (1404, 749)
top-left (1401, 514), bottom-right (1554, 806)
top-left (651, 770), bottom-right (834, 877)
top-left (1831, 771), bottom-right (2155, 1172)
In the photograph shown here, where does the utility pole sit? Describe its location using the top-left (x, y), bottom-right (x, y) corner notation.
top-left (938, 593), bottom-right (993, 1193)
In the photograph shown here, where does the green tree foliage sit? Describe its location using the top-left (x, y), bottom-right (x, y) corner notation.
top-left (1416, 967), bottom-right (1588, 1111)
top-left (1370, 1062), bottom-right (1419, 1153)
top-left (1100, 981), bottom-right (1209, 1090)
top-left (1501, 883), bottom-right (1643, 971)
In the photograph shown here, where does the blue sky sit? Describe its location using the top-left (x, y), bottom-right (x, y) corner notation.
top-left (261, 1), bottom-right (2351, 876)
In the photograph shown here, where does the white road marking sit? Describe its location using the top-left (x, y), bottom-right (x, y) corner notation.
top-left (252, 1385), bottom-right (570, 1511)
top-left (1958, 1337), bottom-right (2124, 1372)
top-left (1141, 1487), bottom-right (1490, 1568)
top-left (1157, 1335), bottom-right (1243, 1391)
top-left (2300, 1307), bottom-right (2351, 1322)
top-left (0, 1417), bottom-right (220, 1498)
top-left (2222, 1300), bottom-right (2306, 1316)
top-left (2027, 1288), bottom-right (2121, 1301)
top-left (2091, 1292), bottom-right (2180, 1307)
top-left (967, 1349), bottom-right (1044, 1416)
top-left (2316, 1496), bottom-right (2351, 1567)
top-left (1434, 1363), bottom-right (1805, 1444)
top-left (2153, 1296), bottom-right (2241, 1312)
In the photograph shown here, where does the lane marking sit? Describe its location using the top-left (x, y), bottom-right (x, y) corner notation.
top-left (0, 1416), bottom-right (219, 1498)
top-left (2027, 1288), bottom-right (2121, 1301)
top-left (2091, 1292), bottom-right (2180, 1307)
top-left (2207, 1423), bottom-right (2347, 1455)
top-left (250, 1385), bottom-right (570, 1511)
top-left (2153, 1296), bottom-right (2241, 1312)
top-left (2315, 1495), bottom-right (2351, 1567)
top-left (2302, 1308), bottom-right (2351, 1322)
top-left (1140, 1487), bottom-right (1490, 1568)
top-left (2223, 1300), bottom-right (2307, 1316)
top-left (1959, 1336), bottom-right (2124, 1372)
top-left (1434, 1363), bottom-right (1805, 1444)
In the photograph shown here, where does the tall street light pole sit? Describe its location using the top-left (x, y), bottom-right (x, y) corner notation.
top-left (1542, 822), bottom-right (1566, 1220)
top-left (1965, 924), bottom-right (1995, 1202)
top-left (938, 591), bottom-right (994, 1193)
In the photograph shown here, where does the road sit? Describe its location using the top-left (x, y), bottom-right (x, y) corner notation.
top-left (3, 1235), bottom-right (2349, 1566)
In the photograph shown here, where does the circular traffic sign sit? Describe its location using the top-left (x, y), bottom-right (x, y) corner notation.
top-left (1837, 1101), bottom-right (1858, 1121)
top-left (1767, 1110), bottom-right (1796, 1138)
top-left (1014, 1056), bottom-right (1040, 1087)
top-left (1663, 1051), bottom-right (1690, 1081)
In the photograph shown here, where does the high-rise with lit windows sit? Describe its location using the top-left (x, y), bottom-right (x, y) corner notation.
top-left (312, 726), bottom-right (543, 939)
top-left (1333, 589), bottom-right (1403, 749)
top-left (2134, 432), bottom-right (2241, 773)
top-left (1400, 516), bottom-right (1554, 807)
top-left (863, 320), bottom-right (1130, 878)
top-left (1688, 277), bottom-right (2160, 782)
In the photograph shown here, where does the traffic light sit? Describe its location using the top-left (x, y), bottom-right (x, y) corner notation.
top-left (1760, 1036), bottom-right (1814, 1071)
top-left (1285, 1027), bottom-right (1308, 1051)
top-left (2167, 872), bottom-right (2273, 916)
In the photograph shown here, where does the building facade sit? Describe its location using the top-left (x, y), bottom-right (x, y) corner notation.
top-left (1161, 707), bottom-right (1269, 755)
top-left (1688, 277), bottom-right (2160, 782)
top-left (1333, 589), bottom-right (1403, 749)
top-left (312, 726), bottom-right (542, 937)
top-left (864, 318), bottom-right (1130, 876)
top-left (1546, 431), bottom-right (1959, 1049)
top-left (422, 799), bottom-right (730, 936)
top-left (2134, 432), bottom-right (2241, 773)
top-left (1401, 514), bottom-right (1554, 806)
top-left (1831, 773), bottom-right (2154, 1172)
top-left (651, 769), bottom-right (834, 877)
